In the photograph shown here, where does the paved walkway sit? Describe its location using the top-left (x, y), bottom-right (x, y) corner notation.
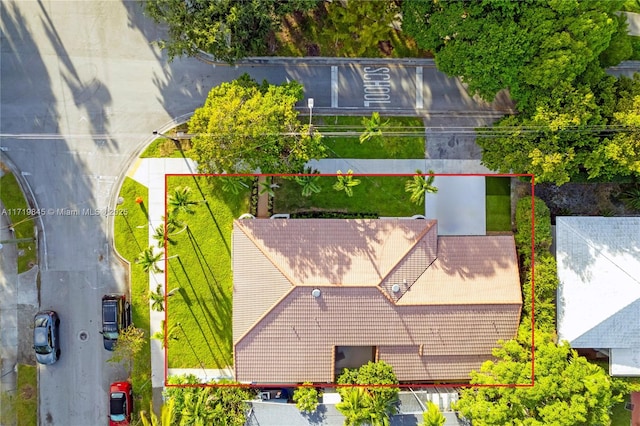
top-left (127, 158), bottom-right (198, 394)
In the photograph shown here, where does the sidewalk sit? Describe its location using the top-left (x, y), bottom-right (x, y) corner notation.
top-left (127, 157), bottom-right (200, 407)
top-left (308, 158), bottom-right (493, 174)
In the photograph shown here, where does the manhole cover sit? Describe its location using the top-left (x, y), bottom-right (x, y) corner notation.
top-left (78, 331), bottom-right (89, 341)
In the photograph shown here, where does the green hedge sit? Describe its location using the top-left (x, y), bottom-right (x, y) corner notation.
top-left (515, 197), bottom-right (552, 267)
top-left (291, 211), bottom-right (378, 219)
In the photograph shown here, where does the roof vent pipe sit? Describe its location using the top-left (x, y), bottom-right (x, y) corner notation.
top-left (392, 284), bottom-right (400, 293)
top-left (312, 289), bottom-right (321, 298)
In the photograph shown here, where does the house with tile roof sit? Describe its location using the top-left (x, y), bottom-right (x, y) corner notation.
top-left (556, 216), bottom-right (640, 376)
top-left (232, 218), bottom-right (522, 384)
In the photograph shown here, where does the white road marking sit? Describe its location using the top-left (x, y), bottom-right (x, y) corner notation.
top-left (416, 67), bottom-right (424, 109)
top-left (331, 66), bottom-right (338, 108)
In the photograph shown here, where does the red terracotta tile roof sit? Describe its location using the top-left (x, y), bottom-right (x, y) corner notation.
top-left (232, 219), bottom-right (521, 383)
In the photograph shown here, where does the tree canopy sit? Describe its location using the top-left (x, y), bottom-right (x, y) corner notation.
top-left (144, 0), bottom-right (317, 62)
top-left (163, 375), bottom-right (254, 426)
top-left (402, 0), bottom-right (626, 109)
top-left (454, 333), bottom-right (625, 426)
top-left (188, 75), bottom-right (325, 174)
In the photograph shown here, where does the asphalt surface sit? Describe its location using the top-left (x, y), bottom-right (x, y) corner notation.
top-left (2, 1), bottom-right (634, 425)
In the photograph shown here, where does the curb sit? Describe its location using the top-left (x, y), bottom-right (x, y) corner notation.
top-left (196, 52), bottom-right (437, 67)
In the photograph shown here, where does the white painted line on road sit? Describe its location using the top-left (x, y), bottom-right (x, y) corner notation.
top-left (416, 67), bottom-right (424, 109)
top-left (331, 66), bottom-right (339, 108)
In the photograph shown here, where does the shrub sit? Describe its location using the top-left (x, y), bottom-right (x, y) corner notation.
top-left (293, 383), bottom-right (320, 413)
top-left (515, 196), bottom-right (552, 266)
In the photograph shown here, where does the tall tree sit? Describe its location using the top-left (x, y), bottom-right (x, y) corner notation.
top-left (454, 333), bottom-right (625, 425)
top-left (405, 169), bottom-right (438, 206)
top-left (168, 186), bottom-right (199, 216)
top-left (402, 0), bottom-right (624, 111)
top-left (149, 284), bottom-right (165, 312)
top-left (136, 246), bottom-right (164, 274)
top-left (189, 75), bottom-right (326, 174)
top-left (143, 0), bottom-right (317, 62)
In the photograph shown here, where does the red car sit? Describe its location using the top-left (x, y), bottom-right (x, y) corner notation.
top-left (109, 381), bottom-right (132, 425)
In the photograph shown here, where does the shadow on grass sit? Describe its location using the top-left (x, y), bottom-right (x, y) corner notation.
top-left (171, 256), bottom-right (229, 368)
top-left (186, 227), bottom-right (232, 318)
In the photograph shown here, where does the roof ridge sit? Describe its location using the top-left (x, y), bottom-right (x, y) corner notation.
top-left (377, 220), bottom-right (437, 298)
top-left (561, 218), bottom-right (640, 288)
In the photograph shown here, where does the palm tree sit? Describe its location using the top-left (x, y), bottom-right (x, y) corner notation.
top-left (220, 177), bottom-right (249, 195)
top-left (405, 169), bottom-right (438, 205)
top-left (359, 111), bottom-right (389, 144)
top-left (259, 179), bottom-right (279, 197)
top-left (168, 186), bottom-right (199, 216)
top-left (140, 399), bottom-right (176, 426)
top-left (149, 284), bottom-right (165, 312)
top-left (333, 169), bottom-right (361, 197)
top-left (367, 392), bottom-right (398, 426)
top-left (336, 387), bottom-right (372, 426)
top-left (422, 401), bottom-right (446, 426)
top-left (136, 246), bottom-right (164, 273)
top-left (151, 320), bottom-right (180, 348)
top-left (180, 389), bottom-right (214, 426)
top-left (294, 168), bottom-right (322, 197)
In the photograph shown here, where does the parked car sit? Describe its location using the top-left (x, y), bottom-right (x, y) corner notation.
top-left (109, 381), bottom-right (132, 426)
top-left (101, 294), bottom-right (131, 351)
top-left (33, 311), bottom-right (60, 365)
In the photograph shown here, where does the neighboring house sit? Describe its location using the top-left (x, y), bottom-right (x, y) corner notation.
top-left (556, 216), bottom-right (640, 376)
top-left (232, 218), bottom-right (521, 384)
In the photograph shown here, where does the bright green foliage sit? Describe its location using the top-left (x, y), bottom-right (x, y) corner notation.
top-left (189, 75), bottom-right (325, 174)
top-left (514, 197), bottom-right (552, 267)
top-left (149, 284), bottom-right (165, 312)
top-left (151, 320), bottom-right (179, 349)
top-left (455, 335), bottom-right (624, 426)
top-left (322, 0), bottom-right (401, 57)
top-left (523, 252), bottom-right (559, 333)
top-left (293, 383), bottom-right (321, 413)
top-left (143, 0), bottom-right (317, 62)
top-left (108, 326), bottom-right (147, 374)
top-left (336, 386), bottom-right (398, 426)
top-left (403, 0), bottom-right (622, 109)
top-left (164, 375), bottom-right (254, 426)
top-left (405, 169), bottom-right (438, 206)
top-left (359, 112), bottom-right (389, 144)
top-left (294, 168), bottom-right (322, 197)
top-left (140, 400), bottom-right (176, 426)
top-left (422, 401), bottom-right (445, 426)
top-left (168, 186), bottom-right (198, 216)
top-left (477, 67), bottom-right (640, 185)
top-left (333, 170), bottom-right (361, 197)
top-left (136, 246), bottom-right (164, 274)
top-left (337, 361), bottom-right (399, 406)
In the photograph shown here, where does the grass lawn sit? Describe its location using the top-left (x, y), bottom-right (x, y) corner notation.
top-left (166, 176), bottom-right (250, 368)
top-left (316, 116), bottom-right (425, 160)
top-left (274, 175), bottom-right (423, 217)
top-left (16, 364), bottom-right (37, 426)
top-left (486, 177), bottom-right (511, 232)
top-left (113, 177), bottom-right (152, 415)
top-left (611, 400), bottom-right (631, 426)
top-left (0, 172), bottom-right (37, 272)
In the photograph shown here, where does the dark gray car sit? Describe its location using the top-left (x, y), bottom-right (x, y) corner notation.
top-left (101, 294), bottom-right (131, 351)
top-left (33, 311), bottom-right (60, 365)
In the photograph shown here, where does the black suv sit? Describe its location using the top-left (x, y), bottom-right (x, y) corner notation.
top-left (101, 294), bottom-right (131, 351)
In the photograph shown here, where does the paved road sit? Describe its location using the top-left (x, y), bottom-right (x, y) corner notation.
top-left (3, 1), bottom-right (632, 425)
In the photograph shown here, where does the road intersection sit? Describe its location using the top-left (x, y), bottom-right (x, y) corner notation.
top-left (0, 1), bottom-right (531, 425)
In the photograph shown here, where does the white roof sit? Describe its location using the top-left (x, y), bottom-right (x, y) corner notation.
top-left (556, 217), bottom-right (640, 355)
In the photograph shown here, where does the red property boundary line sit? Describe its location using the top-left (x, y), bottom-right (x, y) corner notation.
top-left (162, 172), bottom-right (536, 389)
